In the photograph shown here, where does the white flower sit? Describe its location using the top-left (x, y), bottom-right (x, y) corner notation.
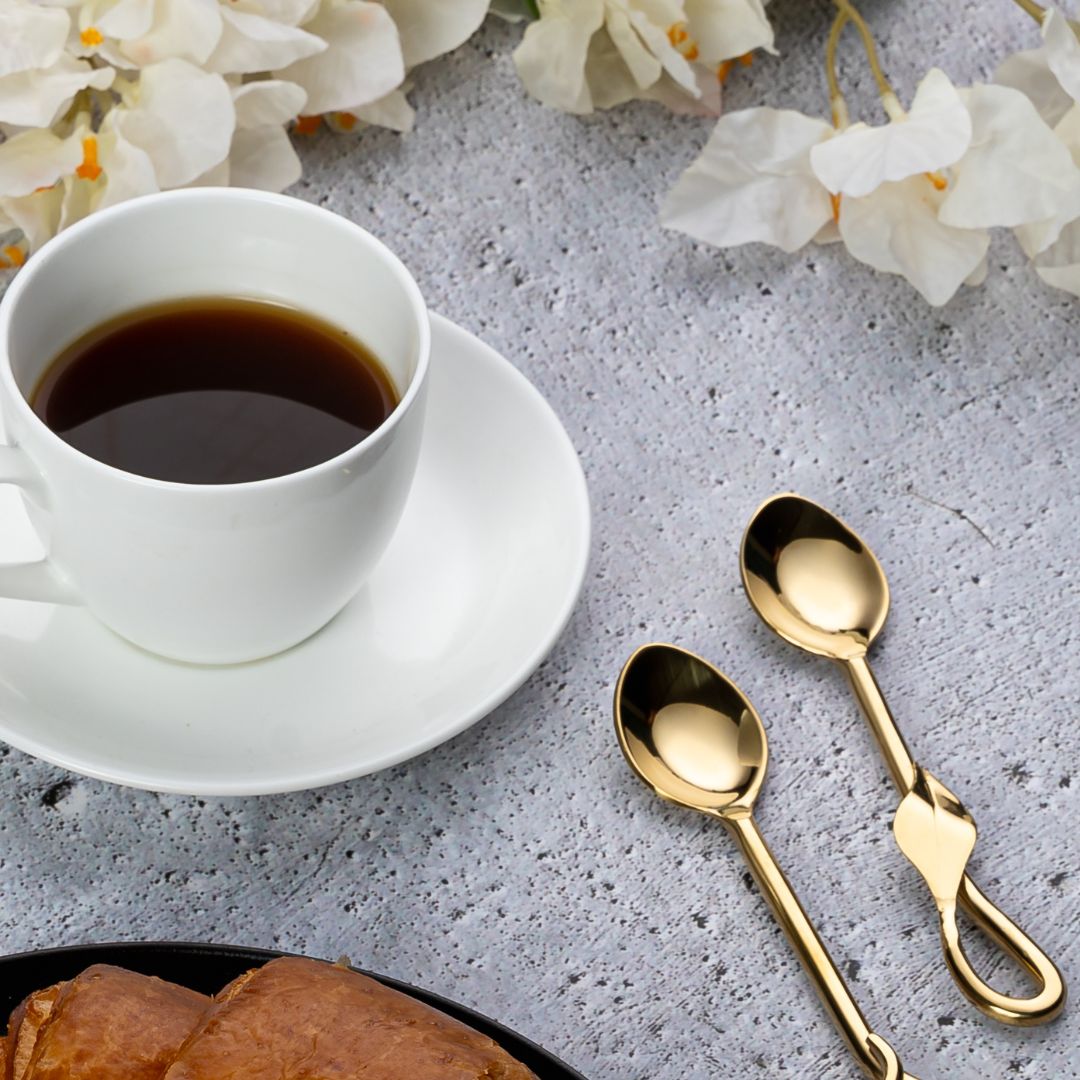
top-left (0, 115), bottom-right (155, 251)
top-left (231, 0), bottom-right (322, 25)
top-left (514, 0), bottom-right (773, 115)
top-left (997, 11), bottom-right (1077, 128)
top-left (661, 106), bottom-right (834, 252)
top-left (216, 79), bottom-right (308, 191)
top-left (0, 127), bottom-right (84, 198)
top-left (276, 1), bottom-right (404, 114)
top-left (683, 0), bottom-right (773, 65)
top-left (997, 7), bottom-right (1080, 297)
top-left (836, 177), bottom-right (989, 307)
top-left (206, 7), bottom-right (325, 75)
top-left (114, 58), bottom-right (235, 187)
top-left (663, 68), bottom-right (1080, 304)
top-left (0, 53), bottom-right (115, 128)
top-left (0, 0), bottom-right (459, 257)
top-left (0, 56), bottom-right (236, 254)
top-left (810, 69), bottom-right (971, 198)
top-left (0, 1), bottom-right (70, 78)
top-left (327, 87), bottom-right (416, 134)
top-left (382, 0), bottom-right (490, 68)
top-left (513, 1), bottom-right (601, 114)
top-left (939, 84), bottom-right (1080, 231)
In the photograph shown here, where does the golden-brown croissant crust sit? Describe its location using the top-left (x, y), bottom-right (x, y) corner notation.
top-left (5, 983), bottom-right (63, 1080)
top-left (164, 956), bottom-right (537, 1080)
top-left (9, 965), bottom-right (209, 1080)
top-left (2, 957), bottom-right (538, 1079)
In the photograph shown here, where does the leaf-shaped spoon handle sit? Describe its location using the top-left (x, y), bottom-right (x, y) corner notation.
top-left (848, 657), bottom-right (1065, 1026)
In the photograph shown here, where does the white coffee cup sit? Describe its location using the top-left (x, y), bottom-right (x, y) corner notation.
top-left (0, 189), bottom-right (429, 664)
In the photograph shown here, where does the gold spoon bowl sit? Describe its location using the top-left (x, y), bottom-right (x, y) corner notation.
top-left (741, 493), bottom-right (1065, 1027)
top-left (615, 643), bottom-right (919, 1080)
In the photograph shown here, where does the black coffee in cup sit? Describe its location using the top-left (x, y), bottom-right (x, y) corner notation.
top-left (31, 297), bottom-right (398, 485)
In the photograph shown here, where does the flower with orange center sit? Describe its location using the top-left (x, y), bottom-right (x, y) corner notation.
top-left (0, 245), bottom-right (26, 269)
top-left (514, 1), bottom-right (774, 115)
top-left (666, 22), bottom-right (699, 62)
top-left (76, 137), bottom-right (102, 181)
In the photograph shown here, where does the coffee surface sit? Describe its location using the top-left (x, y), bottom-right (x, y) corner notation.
top-left (32, 298), bottom-right (398, 484)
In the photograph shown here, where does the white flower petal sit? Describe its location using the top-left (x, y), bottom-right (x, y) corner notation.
top-left (995, 47), bottom-right (1075, 128)
top-left (0, 55), bottom-right (114, 128)
top-left (276, 1), bottom-right (405, 114)
top-left (811, 68), bottom-right (972, 197)
top-left (662, 107), bottom-right (835, 253)
top-left (228, 124), bottom-right (302, 191)
top-left (1015, 103), bottom-right (1080, 255)
top-left (94, 114), bottom-right (160, 210)
top-left (642, 66), bottom-right (721, 115)
top-left (965, 254), bottom-right (988, 287)
top-left (0, 128), bottom-right (82, 197)
top-left (59, 173), bottom-right (94, 233)
top-left (0, 1), bottom-right (70, 79)
top-left (208, 7), bottom-right (327, 76)
top-left (631, 12), bottom-right (700, 96)
top-left (1031, 216), bottom-right (1080, 295)
top-left (940, 84), bottom-right (1080, 229)
top-left (514, 0), bottom-right (604, 114)
top-left (684, 0), bottom-right (775, 62)
top-left (0, 187), bottom-right (64, 252)
top-left (119, 0), bottom-right (223, 67)
top-left (813, 217), bottom-right (841, 245)
top-left (186, 159), bottom-right (231, 187)
top-left (1043, 7), bottom-right (1080, 104)
top-left (230, 0), bottom-right (320, 25)
top-left (605, 9), bottom-right (661, 90)
top-left (85, 0), bottom-right (155, 41)
top-left (582, 27), bottom-right (648, 110)
top-left (116, 58), bottom-right (235, 187)
top-left (348, 88), bottom-right (415, 132)
top-left (839, 177), bottom-right (989, 305)
top-left (382, 0), bottom-right (489, 67)
top-left (232, 79), bottom-right (307, 128)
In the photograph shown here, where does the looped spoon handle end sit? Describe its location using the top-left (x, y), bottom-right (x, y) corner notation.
top-left (864, 673), bottom-right (1067, 1027)
top-left (938, 878), bottom-right (1067, 1026)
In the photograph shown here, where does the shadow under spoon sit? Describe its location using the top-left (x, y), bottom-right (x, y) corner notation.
top-left (614, 642), bottom-right (920, 1080)
top-left (740, 493), bottom-right (1064, 1026)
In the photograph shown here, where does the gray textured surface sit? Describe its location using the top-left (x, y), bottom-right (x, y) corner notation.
top-left (1, 3), bottom-right (1078, 1078)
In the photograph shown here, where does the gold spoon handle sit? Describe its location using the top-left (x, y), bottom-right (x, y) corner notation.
top-left (843, 655), bottom-right (1066, 1026)
top-left (940, 882), bottom-right (1066, 1025)
top-left (724, 813), bottom-right (912, 1080)
top-left (844, 655), bottom-right (917, 792)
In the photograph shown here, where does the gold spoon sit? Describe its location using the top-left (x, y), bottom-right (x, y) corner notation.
top-left (615, 643), bottom-right (920, 1080)
top-left (741, 493), bottom-right (1065, 1026)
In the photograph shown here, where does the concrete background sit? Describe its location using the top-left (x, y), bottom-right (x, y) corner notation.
top-left (0, 2), bottom-right (1077, 1077)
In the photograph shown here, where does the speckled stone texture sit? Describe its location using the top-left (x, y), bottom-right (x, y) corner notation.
top-left (0, 3), bottom-right (1078, 1078)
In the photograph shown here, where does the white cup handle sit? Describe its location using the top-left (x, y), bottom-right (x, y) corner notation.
top-left (0, 444), bottom-right (80, 605)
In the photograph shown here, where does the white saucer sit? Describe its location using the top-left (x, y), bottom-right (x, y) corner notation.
top-left (0, 315), bottom-right (590, 795)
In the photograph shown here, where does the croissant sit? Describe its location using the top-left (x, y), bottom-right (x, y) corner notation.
top-left (3, 957), bottom-right (537, 1080)
top-left (4, 965), bottom-right (209, 1080)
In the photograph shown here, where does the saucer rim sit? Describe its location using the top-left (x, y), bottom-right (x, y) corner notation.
top-left (0, 313), bottom-right (591, 795)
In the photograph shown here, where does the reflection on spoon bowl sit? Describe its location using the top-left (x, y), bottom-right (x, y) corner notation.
top-left (614, 643), bottom-right (766, 814)
top-left (741, 493), bottom-right (889, 661)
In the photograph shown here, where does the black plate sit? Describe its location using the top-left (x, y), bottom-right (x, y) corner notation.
top-left (0, 941), bottom-right (586, 1080)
